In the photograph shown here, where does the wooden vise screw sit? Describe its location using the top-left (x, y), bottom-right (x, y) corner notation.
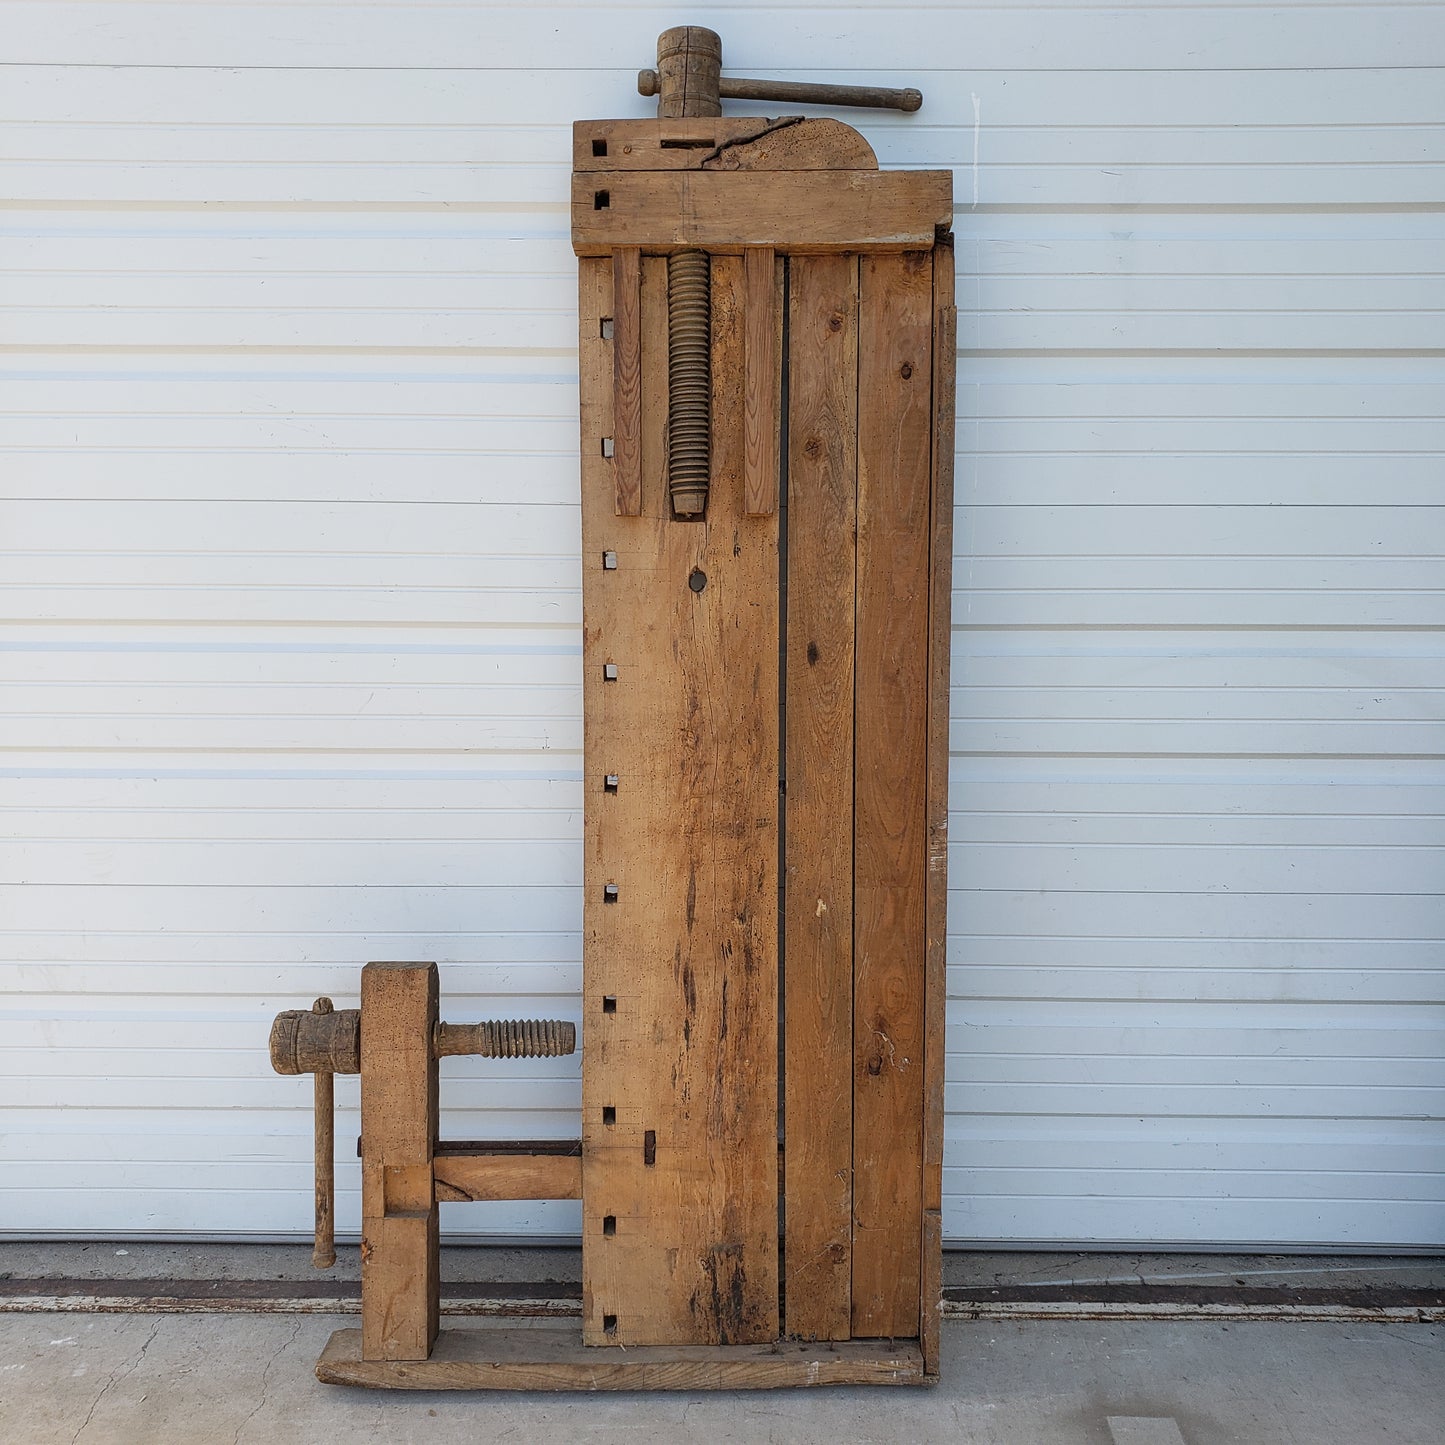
top-left (632, 27), bottom-right (924, 519)
top-left (269, 995), bottom-right (575, 1269)
top-left (638, 25), bottom-right (923, 116)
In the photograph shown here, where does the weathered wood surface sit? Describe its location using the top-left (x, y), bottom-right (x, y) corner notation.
top-left (611, 247), bottom-right (643, 516)
top-left (573, 118), bottom-right (877, 173)
top-left (920, 236), bottom-right (956, 1378)
top-left (434, 1152), bottom-right (582, 1203)
top-left (579, 254), bottom-right (780, 1347)
top-left (359, 961), bottom-right (439, 1362)
top-left (572, 170), bottom-right (953, 256)
top-left (654, 25), bottom-right (722, 120)
top-left (851, 252), bottom-right (934, 1339)
top-left (742, 247), bottom-right (778, 516)
top-left (313, 1064), bottom-right (335, 1268)
top-left (782, 252), bottom-right (859, 1341)
top-left (317, 1327), bottom-right (924, 1391)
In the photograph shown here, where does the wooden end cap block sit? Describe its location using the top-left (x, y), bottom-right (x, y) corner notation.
top-left (573, 118), bottom-right (878, 173)
top-left (572, 170), bottom-right (953, 256)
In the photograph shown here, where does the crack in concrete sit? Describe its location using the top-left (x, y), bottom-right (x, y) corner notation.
top-left (70, 1317), bottom-right (159, 1444)
top-left (231, 1318), bottom-right (302, 1445)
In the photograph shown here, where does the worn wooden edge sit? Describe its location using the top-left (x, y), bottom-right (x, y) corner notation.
top-left (573, 118), bottom-right (877, 172)
top-left (358, 961), bottom-right (439, 1362)
top-left (781, 253), bottom-right (859, 1342)
top-left (572, 171), bottom-right (953, 255)
top-left (434, 1152), bottom-right (582, 1203)
top-left (316, 1327), bottom-right (924, 1391)
top-left (850, 252), bottom-right (933, 1339)
top-left (742, 246), bottom-right (778, 516)
top-left (920, 236), bottom-right (956, 1378)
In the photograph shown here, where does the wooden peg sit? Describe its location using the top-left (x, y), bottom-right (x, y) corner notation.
top-left (310, 997), bottom-right (337, 1269)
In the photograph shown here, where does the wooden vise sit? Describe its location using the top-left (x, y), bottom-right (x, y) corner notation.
top-left (270, 25), bottom-right (954, 1392)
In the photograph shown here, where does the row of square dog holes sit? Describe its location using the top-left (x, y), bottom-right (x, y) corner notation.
top-left (598, 1113), bottom-right (657, 1334)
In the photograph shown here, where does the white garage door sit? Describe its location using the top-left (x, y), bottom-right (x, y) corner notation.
top-left (3, 2), bottom-right (1442, 1249)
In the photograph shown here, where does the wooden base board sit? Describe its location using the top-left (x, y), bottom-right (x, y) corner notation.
top-left (316, 1326), bottom-right (925, 1391)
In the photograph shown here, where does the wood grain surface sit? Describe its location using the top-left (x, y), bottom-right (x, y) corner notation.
top-left (318, 1327), bottom-right (924, 1390)
top-left (359, 961), bottom-right (439, 1362)
top-left (851, 252), bottom-right (934, 1339)
top-left (579, 254), bottom-right (780, 1347)
top-left (572, 170), bottom-right (953, 255)
top-left (610, 246), bottom-right (643, 516)
top-left (783, 252), bottom-right (859, 1341)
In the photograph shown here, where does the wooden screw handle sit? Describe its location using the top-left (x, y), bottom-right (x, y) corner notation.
top-left (310, 997), bottom-right (337, 1270)
top-left (638, 69), bottom-right (923, 113)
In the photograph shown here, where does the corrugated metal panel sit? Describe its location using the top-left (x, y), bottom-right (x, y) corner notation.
top-left (2, 1), bottom-right (1442, 1247)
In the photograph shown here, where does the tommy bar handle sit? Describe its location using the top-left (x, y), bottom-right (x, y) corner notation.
top-left (269, 1001), bottom-right (576, 1269)
top-left (638, 69), bottom-right (922, 113)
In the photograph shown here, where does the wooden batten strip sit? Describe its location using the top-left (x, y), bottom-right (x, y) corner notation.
top-left (851, 252), bottom-right (934, 1340)
top-left (783, 254), bottom-right (859, 1341)
top-left (743, 247), bottom-right (778, 516)
top-left (572, 170), bottom-right (952, 256)
top-left (920, 236), bottom-right (956, 1377)
top-left (611, 247), bottom-right (644, 516)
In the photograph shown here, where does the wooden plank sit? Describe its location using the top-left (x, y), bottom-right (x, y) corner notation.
top-left (742, 247), bottom-right (777, 517)
top-left (573, 118), bottom-right (877, 173)
top-left (783, 252), bottom-right (858, 1341)
top-left (434, 1152), bottom-right (582, 1203)
top-left (572, 170), bottom-right (953, 256)
top-left (580, 254), bottom-right (780, 1347)
top-left (851, 251), bottom-right (934, 1338)
top-left (920, 1209), bottom-right (943, 1380)
top-left (611, 247), bottom-right (643, 516)
top-left (317, 1327), bottom-right (924, 1391)
top-left (920, 237), bottom-right (956, 1375)
top-left (359, 961), bottom-right (438, 1362)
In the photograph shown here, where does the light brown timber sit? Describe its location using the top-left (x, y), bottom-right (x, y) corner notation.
top-left (359, 961), bottom-right (439, 1361)
top-left (317, 1328), bottom-right (924, 1391)
top-left (743, 247), bottom-right (778, 516)
top-left (783, 252), bottom-right (859, 1341)
top-left (571, 170), bottom-right (953, 256)
top-left (920, 235), bottom-right (957, 1377)
top-left (851, 251), bottom-right (934, 1339)
top-left (611, 247), bottom-right (643, 515)
top-left (579, 254), bottom-right (780, 1347)
top-left (572, 118), bottom-right (877, 173)
top-left (433, 1153), bottom-right (582, 1203)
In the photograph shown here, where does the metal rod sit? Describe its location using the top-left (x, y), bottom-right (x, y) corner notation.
top-left (639, 70), bottom-right (923, 113)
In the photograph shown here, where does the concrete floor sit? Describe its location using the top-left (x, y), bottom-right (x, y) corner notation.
top-left (2, 1248), bottom-right (1441, 1443)
top-left (1, 1312), bottom-right (1441, 1444)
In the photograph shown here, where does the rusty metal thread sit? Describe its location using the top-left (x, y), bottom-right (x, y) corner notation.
top-left (667, 249), bottom-right (711, 517)
top-left (434, 1019), bottom-right (577, 1059)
